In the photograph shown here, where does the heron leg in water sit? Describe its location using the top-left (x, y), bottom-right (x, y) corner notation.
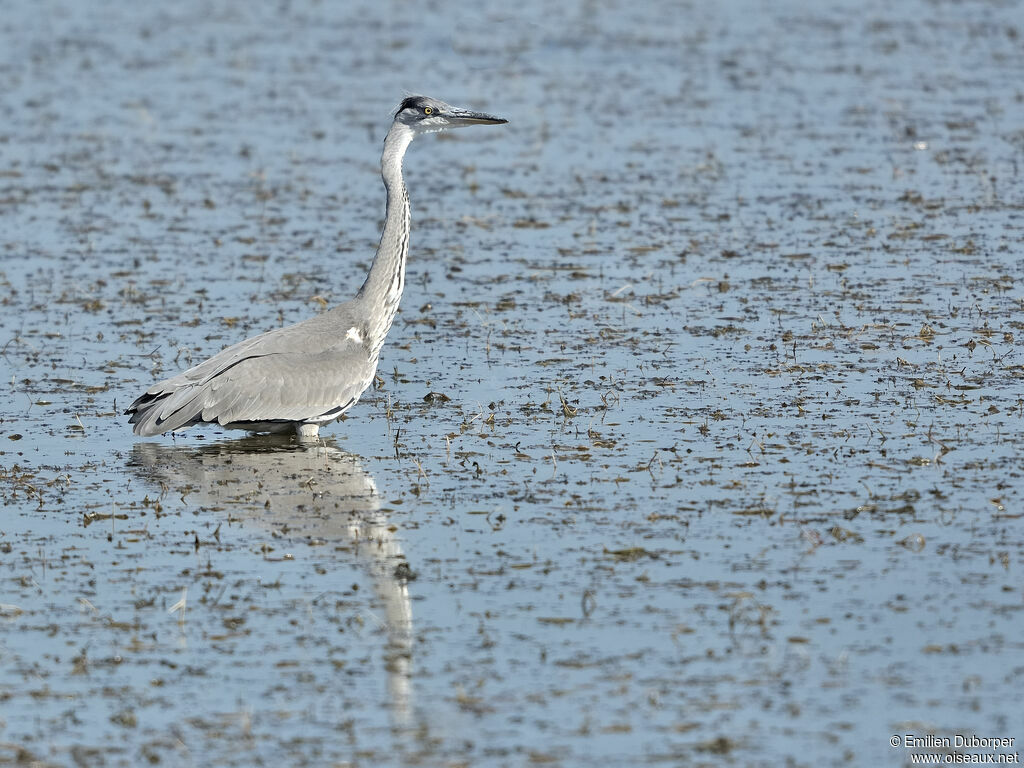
top-left (296, 423), bottom-right (320, 440)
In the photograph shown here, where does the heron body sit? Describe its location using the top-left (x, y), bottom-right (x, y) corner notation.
top-left (127, 96), bottom-right (506, 439)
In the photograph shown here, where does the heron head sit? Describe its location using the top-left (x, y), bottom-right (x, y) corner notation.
top-left (394, 95), bottom-right (507, 135)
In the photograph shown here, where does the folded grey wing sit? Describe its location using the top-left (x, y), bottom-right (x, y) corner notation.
top-left (132, 325), bottom-right (293, 401)
top-left (128, 340), bottom-right (375, 435)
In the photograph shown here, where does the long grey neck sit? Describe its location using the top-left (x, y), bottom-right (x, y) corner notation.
top-left (357, 121), bottom-right (414, 357)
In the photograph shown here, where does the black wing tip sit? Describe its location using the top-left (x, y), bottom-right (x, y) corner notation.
top-left (124, 392), bottom-right (176, 436)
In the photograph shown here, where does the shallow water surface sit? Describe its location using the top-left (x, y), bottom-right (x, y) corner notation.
top-left (1, 0), bottom-right (1023, 765)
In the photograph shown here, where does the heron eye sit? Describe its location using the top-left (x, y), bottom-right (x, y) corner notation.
top-left (423, 106), bottom-right (433, 115)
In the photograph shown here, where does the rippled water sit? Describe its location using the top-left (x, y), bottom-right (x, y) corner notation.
top-left (1, 0), bottom-right (1022, 765)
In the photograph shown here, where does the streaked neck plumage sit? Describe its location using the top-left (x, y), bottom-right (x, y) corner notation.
top-left (357, 121), bottom-right (415, 357)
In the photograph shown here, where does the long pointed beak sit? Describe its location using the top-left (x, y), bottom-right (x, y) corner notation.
top-left (444, 107), bottom-right (508, 126)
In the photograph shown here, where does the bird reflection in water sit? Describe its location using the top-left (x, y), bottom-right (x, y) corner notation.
top-left (129, 435), bottom-right (413, 724)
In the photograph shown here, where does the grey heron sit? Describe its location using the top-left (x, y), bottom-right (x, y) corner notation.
top-left (127, 95), bottom-right (506, 439)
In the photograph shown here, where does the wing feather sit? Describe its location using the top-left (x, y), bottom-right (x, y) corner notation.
top-left (127, 303), bottom-right (376, 436)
